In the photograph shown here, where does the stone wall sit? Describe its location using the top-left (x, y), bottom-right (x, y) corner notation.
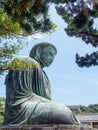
top-left (0, 125), bottom-right (98, 130)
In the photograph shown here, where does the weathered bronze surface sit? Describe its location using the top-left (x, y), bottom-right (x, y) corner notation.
top-left (3, 42), bottom-right (80, 125)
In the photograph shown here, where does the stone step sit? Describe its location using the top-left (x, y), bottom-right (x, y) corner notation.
top-left (0, 125), bottom-right (98, 130)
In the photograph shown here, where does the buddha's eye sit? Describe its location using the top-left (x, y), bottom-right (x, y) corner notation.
top-left (48, 52), bottom-right (53, 56)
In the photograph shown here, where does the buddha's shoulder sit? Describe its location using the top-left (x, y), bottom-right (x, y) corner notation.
top-left (7, 56), bottom-right (40, 70)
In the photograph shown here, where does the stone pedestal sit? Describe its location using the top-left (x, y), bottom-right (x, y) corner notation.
top-left (0, 125), bottom-right (98, 130)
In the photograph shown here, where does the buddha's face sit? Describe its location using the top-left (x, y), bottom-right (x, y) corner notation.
top-left (39, 46), bottom-right (56, 67)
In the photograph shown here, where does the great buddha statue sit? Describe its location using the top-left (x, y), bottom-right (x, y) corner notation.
top-left (3, 42), bottom-right (80, 125)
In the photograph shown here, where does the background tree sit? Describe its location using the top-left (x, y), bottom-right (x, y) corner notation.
top-left (0, 97), bottom-right (5, 124)
top-left (54, 0), bottom-right (98, 67)
top-left (80, 104), bottom-right (98, 113)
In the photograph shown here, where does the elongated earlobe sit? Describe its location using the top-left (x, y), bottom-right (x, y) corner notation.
top-left (35, 47), bottom-right (41, 61)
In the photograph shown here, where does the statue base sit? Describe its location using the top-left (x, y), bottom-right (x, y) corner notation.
top-left (0, 125), bottom-right (98, 130)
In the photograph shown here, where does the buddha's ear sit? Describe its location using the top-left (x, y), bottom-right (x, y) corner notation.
top-left (35, 47), bottom-right (41, 58)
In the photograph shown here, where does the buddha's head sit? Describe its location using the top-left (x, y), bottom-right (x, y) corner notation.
top-left (29, 42), bottom-right (57, 68)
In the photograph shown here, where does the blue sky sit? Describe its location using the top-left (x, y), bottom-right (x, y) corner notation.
top-left (0, 5), bottom-right (98, 106)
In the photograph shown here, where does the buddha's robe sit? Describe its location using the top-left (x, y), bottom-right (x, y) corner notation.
top-left (3, 57), bottom-right (80, 125)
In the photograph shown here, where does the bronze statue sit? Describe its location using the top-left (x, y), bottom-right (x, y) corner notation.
top-left (3, 42), bottom-right (80, 125)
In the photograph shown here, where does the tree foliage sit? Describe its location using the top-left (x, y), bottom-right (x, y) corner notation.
top-left (54, 0), bottom-right (98, 67)
top-left (0, 36), bottom-right (28, 75)
top-left (80, 104), bottom-right (98, 113)
top-left (0, 97), bottom-right (5, 110)
top-left (0, 97), bottom-right (5, 123)
top-left (0, 0), bottom-right (56, 36)
top-left (76, 51), bottom-right (98, 67)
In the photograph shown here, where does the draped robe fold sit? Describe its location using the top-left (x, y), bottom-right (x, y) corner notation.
top-left (3, 57), bottom-right (80, 125)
